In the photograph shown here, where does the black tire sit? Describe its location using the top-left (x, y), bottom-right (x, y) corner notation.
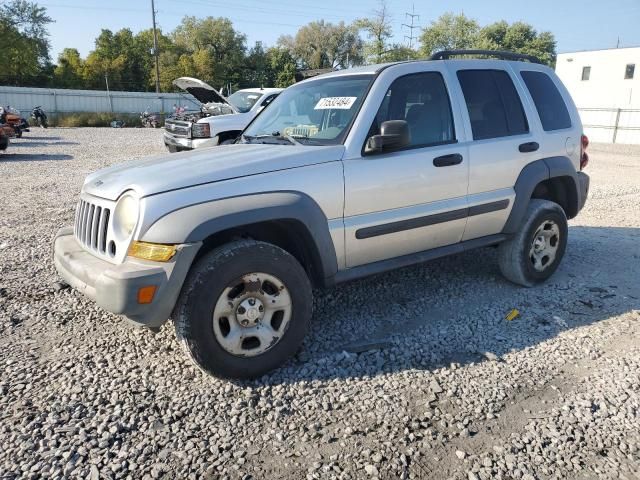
top-left (166, 144), bottom-right (180, 153)
top-left (498, 199), bottom-right (568, 287)
top-left (174, 240), bottom-right (312, 379)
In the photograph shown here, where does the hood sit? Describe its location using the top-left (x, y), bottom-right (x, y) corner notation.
top-left (83, 144), bottom-right (345, 200)
top-left (173, 77), bottom-right (237, 112)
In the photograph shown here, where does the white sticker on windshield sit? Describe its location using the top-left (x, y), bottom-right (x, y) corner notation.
top-left (314, 97), bottom-right (357, 110)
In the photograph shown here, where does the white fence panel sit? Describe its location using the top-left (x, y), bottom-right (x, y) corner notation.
top-left (578, 108), bottom-right (640, 145)
top-left (0, 86), bottom-right (199, 117)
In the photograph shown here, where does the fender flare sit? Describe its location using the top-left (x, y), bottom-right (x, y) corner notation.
top-left (141, 191), bottom-right (339, 281)
top-left (502, 156), bottom-right (580, 234)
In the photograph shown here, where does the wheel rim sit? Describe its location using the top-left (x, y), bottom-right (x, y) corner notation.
top-left (529, 220), bottom-right (560, 272)
top-left (212, 272), bottom-right (292, 357)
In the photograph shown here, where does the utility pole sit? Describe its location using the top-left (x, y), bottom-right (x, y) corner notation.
top-left (402, 4), bottom-right (420, 49)
top-left (105, 74), bottom-right (113, 112)
top-left (151, 0), bottom-right (161, 93)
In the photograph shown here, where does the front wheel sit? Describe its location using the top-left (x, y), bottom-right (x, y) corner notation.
top-left (498, 199), bottom-right (568, 287)
top-left (174, 240), bottom-right (312, 379)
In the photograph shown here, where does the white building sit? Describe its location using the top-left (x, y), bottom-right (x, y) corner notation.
top-left (555, 46), bottom-right (640, 144)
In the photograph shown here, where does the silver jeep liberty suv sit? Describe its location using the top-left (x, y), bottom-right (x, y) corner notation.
top-left (54, 50), bottom-right (590, 379)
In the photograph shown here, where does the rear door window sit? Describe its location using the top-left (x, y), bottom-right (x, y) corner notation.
top-left (520, 71), bottom-right (572, 131)
top-left (457, 69), bottom-right (529, 140)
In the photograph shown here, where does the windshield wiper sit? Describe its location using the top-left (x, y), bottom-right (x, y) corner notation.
top-left (241, 133), bottom-right (303, 145)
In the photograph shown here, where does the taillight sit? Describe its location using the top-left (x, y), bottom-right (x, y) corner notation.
top-left (580, 134), bottom-right (589, 170)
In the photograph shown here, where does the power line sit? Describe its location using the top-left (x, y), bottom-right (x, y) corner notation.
top-left (401, 4), bottom-right (420, 49)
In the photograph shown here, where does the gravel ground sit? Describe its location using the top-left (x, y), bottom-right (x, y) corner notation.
top-left (0, 129), bottom-right (638, 480)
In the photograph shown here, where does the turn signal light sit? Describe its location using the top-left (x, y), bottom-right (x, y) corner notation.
top-left (128, 241), bottom-right (177, 262)
top-left (137, 285), bottom-right (157, 304)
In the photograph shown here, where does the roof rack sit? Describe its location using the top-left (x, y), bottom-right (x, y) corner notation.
top-left (430, 49), bottom-right (543, 64)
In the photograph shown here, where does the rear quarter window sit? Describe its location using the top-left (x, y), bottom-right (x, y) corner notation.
top-left (520, 71), bottom-right (572, 131)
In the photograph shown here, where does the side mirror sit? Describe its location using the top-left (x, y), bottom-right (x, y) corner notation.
top-left (364, 120), bottom-right (411, 155)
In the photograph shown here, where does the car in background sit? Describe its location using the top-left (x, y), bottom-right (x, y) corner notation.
top-left (163, 77), bottom-right (282, 152)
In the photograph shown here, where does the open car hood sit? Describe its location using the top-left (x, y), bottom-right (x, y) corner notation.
top-left (172, 77), bottom-right (237, 112)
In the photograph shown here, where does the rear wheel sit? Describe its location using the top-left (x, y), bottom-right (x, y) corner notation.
top-left (174, 240), bottom-right (312, 379)
top-left (498, 199), bottom-right (568, 287)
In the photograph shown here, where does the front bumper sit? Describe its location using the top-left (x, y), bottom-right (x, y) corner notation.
top-left (577, 171), bottom-right (590, 212)
top-left (163, 132), bottom-right (218, 151)
top-left (53, 227), bottom-right (200, 328)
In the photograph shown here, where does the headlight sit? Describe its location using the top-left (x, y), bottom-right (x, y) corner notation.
top-left (112, 192), bottom-right (139, 240)
top-left (192, 123), bottom-right (211, 138)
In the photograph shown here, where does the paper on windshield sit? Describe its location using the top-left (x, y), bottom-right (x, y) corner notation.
top-left (314, 97), bottom-right (357, 110)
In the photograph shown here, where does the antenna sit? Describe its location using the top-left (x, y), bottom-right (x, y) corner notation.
top-left (402, 4), bottom-right (420, 49)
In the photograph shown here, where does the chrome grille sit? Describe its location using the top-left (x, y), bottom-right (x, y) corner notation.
top-left (164, 119), bottom-right (191, 138)
top-left (74, 200), bottom-right (111, 253)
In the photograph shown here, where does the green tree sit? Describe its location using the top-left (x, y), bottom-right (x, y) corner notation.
top-left (0, 0), bottom-right (53, 85)
top-left (136, 28), bottom-right (174, 91)
top-left (172, 16), bottom-right (246, 89)
top-left (382, 44), bottom-right (419, 62)
top-left (419, 12), bottom-right (479, 56)
top-left (278, 20), bottom-right (362, 69)
top-left (265, 47), bottom-right (297, 87)
top-left (244, 42), bottom-right (269, 87)
top-left (53, 48), bottom-right (84, 88)
top-left (476, 21), bottom-right (556, 65)
top-left (355, 0), bottom-right (393, 64)
top-left (1, 0), bottom-right (52, 60)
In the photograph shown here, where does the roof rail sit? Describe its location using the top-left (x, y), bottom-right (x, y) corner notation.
top-left (430, 49), bottom-right (543, 64)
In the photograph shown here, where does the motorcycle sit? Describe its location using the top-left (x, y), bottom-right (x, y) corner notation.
top-left (31, 106), bottom-right (48, 128)
top-left (140, 111), bottom-right (159, 128)
top-left (0, 106), bottom-right (29, 137)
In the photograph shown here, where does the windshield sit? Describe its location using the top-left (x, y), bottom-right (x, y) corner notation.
top-left (228, 91), bottom-right (263, 113)
top-left (242, 74), bottom-right (374, 145)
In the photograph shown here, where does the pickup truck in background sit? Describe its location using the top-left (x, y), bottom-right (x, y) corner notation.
top-left (163, 77), bottom-right (282, 152)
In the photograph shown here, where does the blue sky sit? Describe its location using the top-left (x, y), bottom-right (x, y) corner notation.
top-left (41, 0), bottom-right (640, 60)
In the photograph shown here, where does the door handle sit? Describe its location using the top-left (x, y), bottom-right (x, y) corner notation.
top-left (519, 142), bottom-right (539, 153)
top-left (433, 153), bottom-right (463, 167)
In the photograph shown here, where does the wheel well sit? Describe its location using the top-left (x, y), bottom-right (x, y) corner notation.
top-left (531, 176), bottom-right (578, 219)
top-left (194, 220), bottom-right (325, 287)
